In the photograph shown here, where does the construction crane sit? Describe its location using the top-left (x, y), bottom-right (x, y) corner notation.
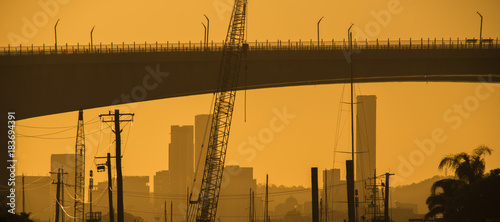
top-left (74, 109), bottom-right (85, 222)
top-left (186, 0), bottom-right (248, 221)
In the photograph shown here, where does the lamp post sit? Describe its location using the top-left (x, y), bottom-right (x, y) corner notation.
top-left (202, 22), bottom-right (207, 50)
top-left (347, 22), bottom-right (355, 222)
top-left (54, 19), bottom-right (60, 53)
top-left (90, 26), bottom-right (95, 53)
top-left (477, 11), bottom-right (483, 47)
top-left (317, 16), bottom-right (324, 48)
top-left (203, 14), bottom-right (209, 49)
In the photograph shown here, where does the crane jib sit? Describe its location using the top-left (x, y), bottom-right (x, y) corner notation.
top-left (186, 0), bottom-right (248, 222)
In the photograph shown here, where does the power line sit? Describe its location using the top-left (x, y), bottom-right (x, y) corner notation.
top-left (16, 117), bottom-right (100, 129)
top-left (17, 128), bottom-right (103, 140)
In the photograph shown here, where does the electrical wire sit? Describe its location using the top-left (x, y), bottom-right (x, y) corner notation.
top-left (17, 128), bottom-right (103, 140)
top-left (28, 203), bottom-right (55, 217)
top-left (54, 194), bottom-right (77, 219)
top-left (92, 121), bottom-right (104, 167)
top-left (17, 126), bottom-right (75, 137)
top-left (121, 121), bottom-right (132, 156)
top-left (16, 117), bottom-right (99, 129)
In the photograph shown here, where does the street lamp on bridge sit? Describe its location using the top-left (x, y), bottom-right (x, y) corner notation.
top-left (203, 14), bottom-right (210, 49)
top-left (477, 11), bottom-right (483, 47)
top-left (317, 16), bottom-right (324, 48)
top-left (54, 19), bottom-right (60, 53)
top-left (202, 22), bottom-right (207, 50)
top-left (90, 25), bottom-right (95, 53)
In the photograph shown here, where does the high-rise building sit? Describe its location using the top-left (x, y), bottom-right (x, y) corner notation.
top-left (322, 168), bottom-right (346, 220)
top-left (169, 125), bottom-right (194, 221)
top-left (355, 95), bottom-right (377, 220)
top-left (194, 114), bottom-right (212, 182)
top-left (169, 125), bottom-right (194, 194)
top-left (153, 170), bottom-right (170, 214)
top-left (123, 176), bottom-right (151, 221)
top-left (218, 165), bottom-right (258, 222)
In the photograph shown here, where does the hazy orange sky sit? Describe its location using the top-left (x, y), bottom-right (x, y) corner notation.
top-left (3, 0), bottom-right (500, 188)
top-left (14, 82), bottom-right (500, 188)
top-left (1, 0), bottom-right (500, 45)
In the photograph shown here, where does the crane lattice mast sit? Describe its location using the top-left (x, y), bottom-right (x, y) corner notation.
top-left (186, 0), bottom-right (247, 221)
top-left (74, 109), bottom-right (85, 222)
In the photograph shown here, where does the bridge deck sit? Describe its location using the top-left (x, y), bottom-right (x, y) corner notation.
top-left (1, 40), bottom-right (499, 119)
top-left (2, 38), bottom-right (498, 56)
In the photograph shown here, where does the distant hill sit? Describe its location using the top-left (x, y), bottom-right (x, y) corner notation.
top-left (391, 175), bottom-right (451, 214)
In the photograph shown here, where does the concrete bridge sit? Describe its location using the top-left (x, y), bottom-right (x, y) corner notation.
top-left (1, 38), bottom-right (499, 120)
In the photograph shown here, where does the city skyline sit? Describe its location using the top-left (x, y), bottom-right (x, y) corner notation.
top-left (15, 83), bottom-right (500, 188)
top-left (3, 0), bottom-right (500, 221)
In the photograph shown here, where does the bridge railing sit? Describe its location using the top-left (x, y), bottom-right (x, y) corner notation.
top-left (1, 37), bottom-right (498, 56)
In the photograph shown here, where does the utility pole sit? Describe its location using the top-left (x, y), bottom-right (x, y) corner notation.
top-left (55, 169), bottom-right (61, 222)
top-left (89, 170), bottom-right (93, 222)
top-left (311, 168), bottom-right (319, 222)
top-left (114, 110), bottom-right (123, 222)
top-left (170, 201), bottom-right (173, 222)
top-left (95, 153), bottom-right (115, 222)
top-left (61, 167), bottom-right (65, 222)
top-left (50, 168), bottom-right (67, 222)
top-left (252, 190), bottom-right (255, 222)
top-left (324, 170), bottom-right (328, 222)
top-left (265, 174), bottom-right (269, 222)
top-left (249, 188), bottom-right (252, 222)
top-left (373, 170), bottom-right (377, 222)
top-left (99, 110), bottom-right (134, 222)
top-left (22, 174), bottom-right (25, 213)
top-left (384, 173), bottom-right (394, 222)
top-left (107, 153), bottom-right (114, 222)
top-left (164, 201), bottom-right (167, 222)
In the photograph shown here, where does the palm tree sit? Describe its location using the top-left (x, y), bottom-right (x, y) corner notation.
top-left (438, 146), bottom-right (492, 184)
top-left (425, 179), bottom-right (467, 221)
top-left (425, 146), bottom-right (493, 221)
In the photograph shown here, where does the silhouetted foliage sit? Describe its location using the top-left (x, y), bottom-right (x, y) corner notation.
top-left (425, 146), bottom-right (500, 222)
top-left (0, 198), bottom-right (34, 222)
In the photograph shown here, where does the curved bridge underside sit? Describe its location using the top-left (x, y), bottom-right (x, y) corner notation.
top-left (2, 48), bottom-right (499, 120)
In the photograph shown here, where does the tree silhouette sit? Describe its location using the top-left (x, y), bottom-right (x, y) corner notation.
top-left (438, 146), bottom-right (492, 184)
top-left (425, 146), bottom-right (500, 222)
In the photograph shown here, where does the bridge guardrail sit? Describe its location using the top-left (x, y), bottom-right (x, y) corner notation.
top-left (1, 37), bottom-right (498, 56)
